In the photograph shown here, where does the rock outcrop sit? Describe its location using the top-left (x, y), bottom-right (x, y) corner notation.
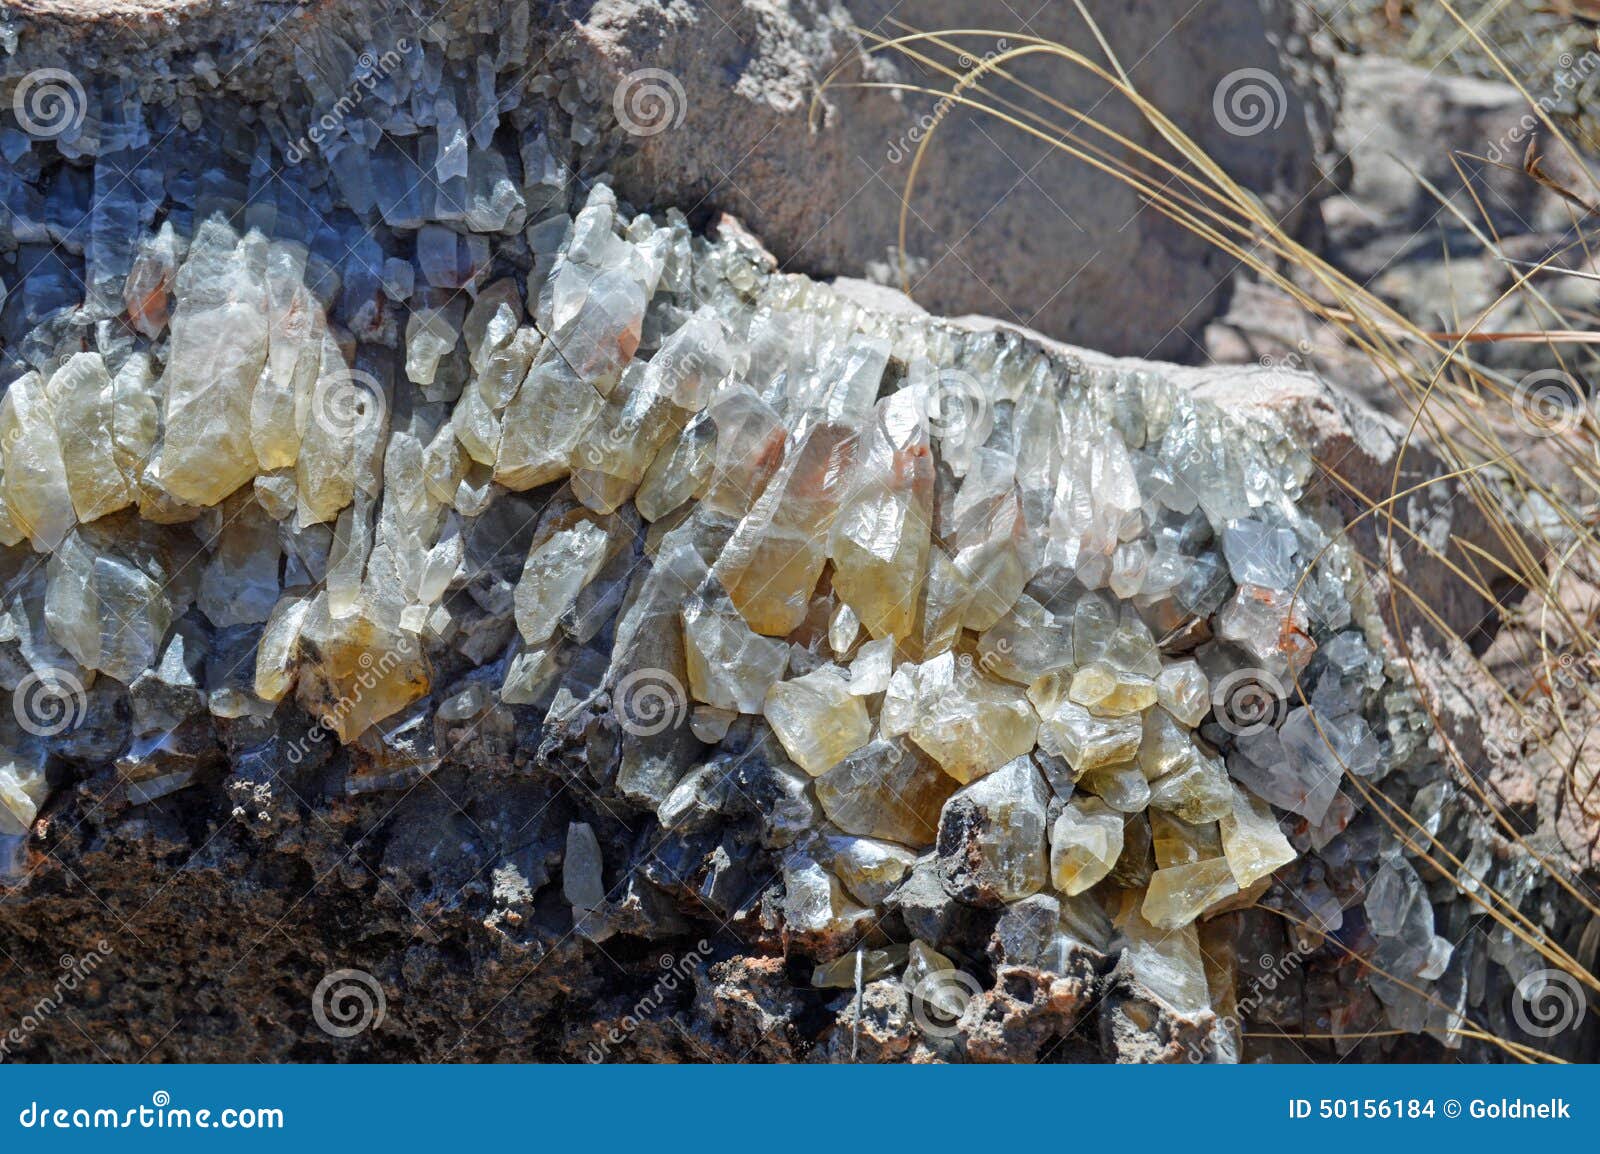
top-left (0, 0), bottom-right (1590, 1065)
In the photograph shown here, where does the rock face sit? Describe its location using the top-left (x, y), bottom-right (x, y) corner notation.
top-left (0, 0), bottom-right (1588, 1065)
top-left (578, 0), bottom-right (1329, 360)
top-left (0, 0), bottom-right (1327, 361)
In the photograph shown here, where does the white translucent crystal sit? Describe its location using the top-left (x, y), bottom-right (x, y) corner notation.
top-left (682, 593), bottom-right (790, 714)
top-left (848, 636), bottom-right (895, 696)
top-left (1155, 660), bottom-right (1209, 726)
top-left (1119, 909), bottom-right (1210, 1016)
top-left (782, 852), bottom-right (870, 936)
top-left (0, 752), bottom-right (48, 836)
top-left (827, 835), bottom-right (917, 906)
top-left (828, 601), bottom-right (862, 657)
top-left (514, 518), bottom-right (612, 646)
top-left (153, 220), bottom-right (266, 506)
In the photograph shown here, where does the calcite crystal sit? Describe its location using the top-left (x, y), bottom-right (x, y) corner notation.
top-left (1050, 797), bottom-right (1125, 896)
top-left (884, 652), bottom-right (1039, 784)
top-left (815, 738), bottom-right (956, 846)
top-left (1143, 858), bottom-right (1239, 929)
top-left (764, 666), bottom-right (872, 776)
top-left (0, 64), bottom-right (1463, 1056)
top-left (935, 756), bottom-right (1050, 905)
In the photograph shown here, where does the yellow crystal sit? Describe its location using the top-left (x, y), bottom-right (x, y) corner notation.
top-left (829, 390), bottom-right (932, 643)
top-left (1150, 810), bottom-right (1223, 868)
top-left (293, 592), bottom-right (431, 743)
top-left (1219, 784), bottom-right (1297, 887)
top-left (1050, 797), bottom-right (1124, 895)
top-left (1069, 662), bottom-right (1156, 716)
top-left (763, 666), bottom-right (872, 775)
top-left (54, 352), bottom-right (135, 523)
top-left (1029, 675), bottom-right (1141, 774)
top-left (713, 422), bottom-right (858, 636)
top-left (1142, 857), bottom-right (1239, 930)
top-left (0, 370), bottom-right (75, 550)
top-left (897, 652), bottom-right (1039, 784)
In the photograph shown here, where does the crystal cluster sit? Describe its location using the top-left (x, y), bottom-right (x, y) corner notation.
top-left (0, 23), bottom-right (1470, 1053)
